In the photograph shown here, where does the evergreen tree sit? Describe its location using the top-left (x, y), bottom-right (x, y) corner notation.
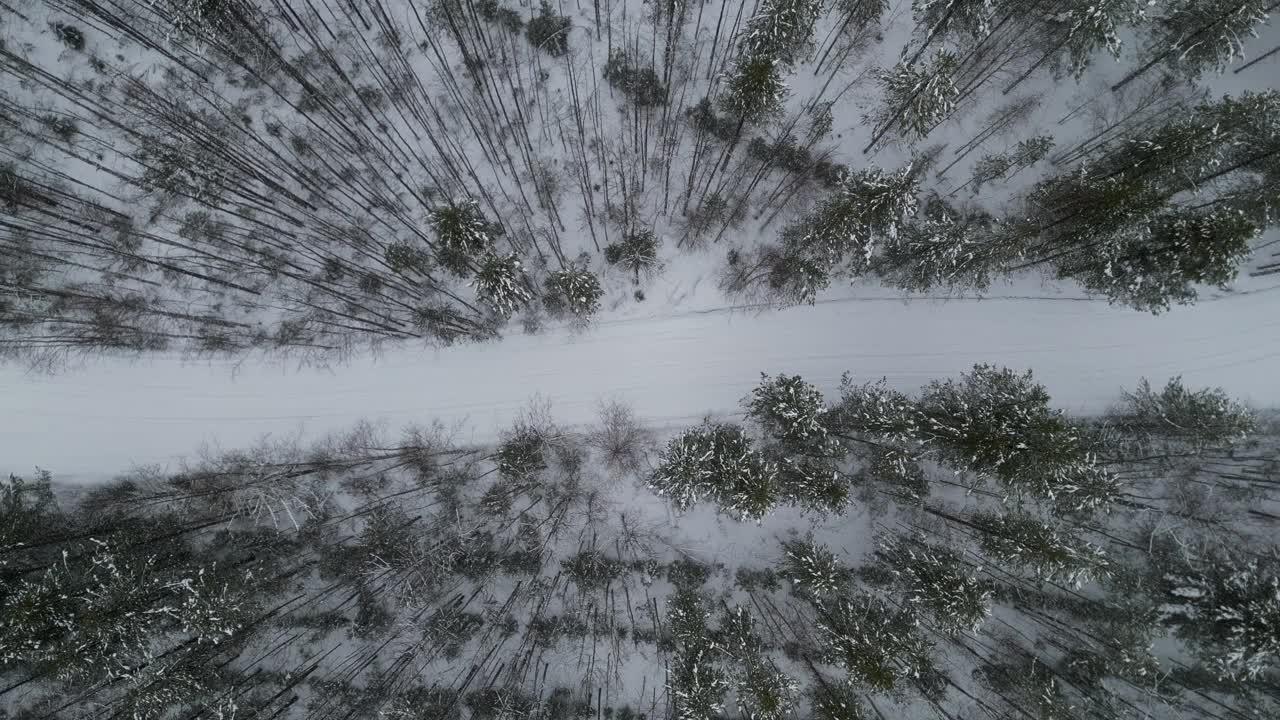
top-left (720, 54), bottom-right (789, 127)
top-left (747, 373), bottom-right (834, 449)
top-left (1160, 550), bottom-right (1280, 680)
top-left (778, 535), bottom-right (852, 597)
top-left (809, 681), bottom-right (868, 720)
top-left (875, 533), bottom-right (992, 634)
top-left (764, 246), bottom-right (832, 306)
top-left (782, 165), bottom-right (920, 276)
top-left (472, 253), bottom-right (532, 318)
top-left (968, 135), bottom-right (1055, 193)
top-left (742, 0), bottom-right (825, 67)
top-left (878, 195), bottom-right (1002, 293)
top-left (431, 199), bottom-right (498, 277)
top-left (839, 0), bottom-right (890, 33)
top-left (1065, 207), bottom-right (1257, 313)
top-left (1109, 376), bottom-right (1257, 450)
top-left (917, 364), bottom-right (1120, 511)
top-left (814, 594), bottom-right (935, 692)
top-left (868, 51), bottom-right (958, 145)
top-left (1035, 0), bottom-right (1149, 81)
top-left (604, 229), bottom-right (663, 284)
top-left (1016, 91), bottom-right (1279, 311)
top-left (735, 661), bottom-right (800, 720)
top-left (649, 422), bottom-right (780, 520)
top-left (972, 511), bottom-right (1109, 586)
top-left (1121, 0), bottom-right (1272, 89)
top-left (543, 266), bottom-right (604, 318)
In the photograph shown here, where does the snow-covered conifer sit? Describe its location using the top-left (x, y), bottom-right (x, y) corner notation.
top-left (879, 196), bottom-right (1001, 293)
top-left (649, 422), bottom-right (779, 520)
top-left (742, 0), bottom-right (825, 67)
top-left (1144, 0), bottom-right (1271, 79)
top-left (1160, 552), bottom-right (1280, 680)
top-left (972, 512), bottom-right (1109, 586)
top-left (543, 265), bottom-right (604, 317)
top-left (809, 682), bottom-right (867, 720)
top-left (778, 534), bottom-right (851, 597)
top-left (918, 364), bottom-right (1119, 509)
top-left (747, 373), bottom-right (830, 446)
top-left (814, 594), bottom-right (935, 691)
top-left (829, 376), bottom-right (921, 444)
top-left (735, 662), bottom-right (800, 720)
top-left (430, 199), bottom-right (496, 277)
top-left (969, 135), bottom-right (1054, 193)
top-left (785, 165), bottom-right (920, 274)
top-left (875, 533), bottom-right (991, 634)
top-left (472, 253), bottom-right (532, 318)
top-left (720, 54), bottom-right (789, 125)
top-left (1111, 376), bottom-right (1257, 449)
top-left (872, 52), bottom-right (958, 141)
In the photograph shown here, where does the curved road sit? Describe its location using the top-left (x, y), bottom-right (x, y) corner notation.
top-left (4, 286), bottom-right (1278, 483)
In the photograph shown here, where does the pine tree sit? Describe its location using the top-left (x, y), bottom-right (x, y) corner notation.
top-left (778, 535), bottom-right (852, 597)
top-left (1109, 376), bottom-right (1257, 450)
top-left (472, 253), bottom-right (532, 318)
top-left (604, 229), bottom-right (663, 284)
top-left (782, 165), bottom-right (920, 275)
top-left (809, 682), bottom-right (867, 720)
top-left (838, 0), bottom-right (890, 33)
top-left (1067, 207), bottom-right (1257, 313)
top-left (742, 0), bottom-right (825, 67)
top-left (720, 54), bottom-right (789, 126)
top-left (878, 195), bottom-right (1002, 293)
top-left (747, 373), bottom-right (832, 448)
top-left (1160, 550), bottom-right (1280, 680)
top-left (431, 199), bottom-right (498, 277)
top-left (1017, 0), bottom-right (1149, 88)
top-left (649, 422), bottom-right (780, 520)
top-left (911, 0), bottom-right (998, 55)
top-left (735, 661), bottom-right (800, 720)
top-left (968, 135), bottom-right (1055, 193)
top-left (543, 266), bottom-right (604, 318)
top-left (875, 533), bottom-right (992, 634)
top-left (776, 457), bottom-right (853, 515)
top-left (764, 246), bottom-right (832, 306)
top-left (814, 594), bottom-right (935, 692)
top-left (917, 364), bottom-right (1120, 510)
top-left (867, 51), bottom-right (959, 146)
top-left (1123, 0), bottom-right (1272, 88)
top-left (971, 511), bottom-right (1109, 586)
top-left (828, 377), bottom-right (921, 444)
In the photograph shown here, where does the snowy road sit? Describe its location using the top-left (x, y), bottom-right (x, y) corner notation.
top-left (4, 288), bottom-right (1279, 483)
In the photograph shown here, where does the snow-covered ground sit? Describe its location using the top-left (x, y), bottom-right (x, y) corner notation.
top-left (6, 278), bottom-right (1278, 482)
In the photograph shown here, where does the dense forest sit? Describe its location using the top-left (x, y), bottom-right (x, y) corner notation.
top-left (3, 2), bottom-right (1280, 719)
top-left (1, 0), bottom-right (1277, 369)
top-left (4, 368), bottom-right (1278, 718)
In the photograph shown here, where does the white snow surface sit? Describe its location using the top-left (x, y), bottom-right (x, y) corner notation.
top-left (5, 281), bottom-right (1278, 483)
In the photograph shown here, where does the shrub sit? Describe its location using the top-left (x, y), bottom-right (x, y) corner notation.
top-left (563, 550), bottom-right (626, 589)
top-left (602, 51), bottom-right (668, 106)
top-left (496, 430), bottom-right (546, 479)
top-left (476, 0), bottom-right (525, 33)
top-left (52, 23), bottom-right (85, 51)
top-left (687, 97), bottom-right (738, 142)
top-left (527, 3), bottom-right (571, 56)
top-left (384, 242), bottom-right (431, 274)
top-left (603, 229), bottom-right (662, 283)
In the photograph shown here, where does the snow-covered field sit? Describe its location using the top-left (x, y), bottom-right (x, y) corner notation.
top-left (6, 278), bottom-right (1278, 481)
